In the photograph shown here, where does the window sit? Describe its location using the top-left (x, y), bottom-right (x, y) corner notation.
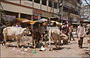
top-left (42, 0), bottom-right (47, 5)
top-left (28, 0), bottom-right (32, 1)
top-left (54, 2), bottom-right (57, 9)
top-left (49, 0), bottom-right (52, 7)
top-left (34, 0), bottom-right (40, 3)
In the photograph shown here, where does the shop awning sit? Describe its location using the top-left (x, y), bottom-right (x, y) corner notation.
top-left (16, 18), bottom-right (30, 23)
top-left (82, 20), bottom-right (90, 23)
top-left (51, 20), bottom-right (62, 26)
top-left (70, 13), bottom-right (80, 19)
top-left (16, 18), bottom-right (38, 24)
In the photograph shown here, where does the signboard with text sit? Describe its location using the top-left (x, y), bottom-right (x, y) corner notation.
top-left (33, 10), bottom-right (42, 19)
top-left (2, 15), bottom-right (16, 21)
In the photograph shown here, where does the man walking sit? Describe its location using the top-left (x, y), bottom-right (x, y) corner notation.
top-left (77, 22), bottom-right (86, 48)
top-left (69, 24), bottom-right (75, 41)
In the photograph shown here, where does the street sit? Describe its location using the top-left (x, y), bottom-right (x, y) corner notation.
top-left (0, 0), bottom-right (90, 58)
top-left (0, 36), bottom-right (90, 58)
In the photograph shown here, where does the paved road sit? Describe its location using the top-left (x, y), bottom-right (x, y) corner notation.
top-left (0, 36), bottom-right (90, 58)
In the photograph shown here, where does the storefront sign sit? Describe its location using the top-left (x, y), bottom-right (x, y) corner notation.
top-left (70, 13), bottom-right (80, 19)
top-left (33, 10), bottom-right (42, 19)
top-left (42, 12), bottom-right (52, 18)
top-left (2, 15), bottom-right (16, 21)
top-left (33, 10), bottom-right (42, 15)
top-left (33, 15), bottom-right (40, 19)
top-left (61, 16), bottom-right (68, 20)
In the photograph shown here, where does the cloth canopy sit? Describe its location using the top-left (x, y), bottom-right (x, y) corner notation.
top-left (51, 20), bottom-right (62, 26)
top-left (16, 18), bottom-right (38, 24)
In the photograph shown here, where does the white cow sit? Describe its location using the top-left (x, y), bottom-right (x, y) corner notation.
top-left (3, 27), bottom-right (27, 47)
top-left (48, 28), bottom-right (68, 51)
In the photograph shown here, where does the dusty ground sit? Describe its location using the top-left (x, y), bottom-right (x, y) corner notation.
top-left (0, 36), bottom-right (90, 58)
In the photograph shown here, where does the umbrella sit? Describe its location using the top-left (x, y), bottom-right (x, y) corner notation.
top-left (16, 18), bottom-right (38, 24)
top-left (38, 18), bottom-right (48, 22)
top-left (29, 20), bottom-right (38, 24)
top-left (16, 18), bottom-right (30, 23)
top-left (22, 20), bottom-right (30, 22)
top-left (51, 20), bottom-right (62, 26)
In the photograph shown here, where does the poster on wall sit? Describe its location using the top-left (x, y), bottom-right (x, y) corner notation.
top-left (61, 16), bottom-right (68, 20)
top-left (33, 10), bottom-right (42, 20)
top-left (33, 15), bottom-right (41, 20)
top-left (2, 15), bottom-right (16, 21)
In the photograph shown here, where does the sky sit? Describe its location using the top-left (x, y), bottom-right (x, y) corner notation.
top-left (82, 0), bottom-right (90, 5)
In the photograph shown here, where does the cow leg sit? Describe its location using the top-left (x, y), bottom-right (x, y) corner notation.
top-left (58, 40), bottom-right (61, 48)
top-left (55, 41), bottom-right (58, 49)
top-left (16, 36), bottom-right (20, 48)
top-left (49, 39), bottom-right (53, 51)
top-left (48, 30), bottom-right (53, 51)
top-left (3, 33), bottom-right (7, 48)
top-left (4, 38), bottom-right (7, 48)
top-left (33, 39), bottom-right (36, 48)
top-left (49, 42), bottom-right (52, 51)
top-left (33, 40), bottom-right (36, 48)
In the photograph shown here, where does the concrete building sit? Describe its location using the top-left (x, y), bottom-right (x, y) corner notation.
top-left (58, 0), bottom-right (82, 24)
top-left (80, 5), bottom-right (90, 19)
top-left (0, 0), bottom-right (59, 21)
top-left (0, 0), bottom-right (82, 24)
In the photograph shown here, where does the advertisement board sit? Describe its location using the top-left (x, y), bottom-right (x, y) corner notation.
top-left (33, 10), bottom-right (42, 19)
top-left (2, 15), bottom-right (16, 21)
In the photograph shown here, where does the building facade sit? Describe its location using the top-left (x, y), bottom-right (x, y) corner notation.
top-left (57, 0), bottom-right (82, 24)
top-left (0, 0), bottom-right (82, 24)
top-left (0, 0), bottom-right (59, 21)
top-left (80, 5), bottom-right (90, 20)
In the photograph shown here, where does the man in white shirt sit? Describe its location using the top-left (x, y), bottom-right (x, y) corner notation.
top-left (77, 22), bottom-right (86, 48)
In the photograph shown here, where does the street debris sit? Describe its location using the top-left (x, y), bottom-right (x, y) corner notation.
top-left (40, 46), bottom-right (46, 51)
top-left (32, 50), bottom-right (37, 54)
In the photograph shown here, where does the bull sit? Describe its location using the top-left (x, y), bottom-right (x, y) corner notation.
top-left (3, 27), bottom-right (29, 48)
top-left (48, 28), bottom-right (68, 51)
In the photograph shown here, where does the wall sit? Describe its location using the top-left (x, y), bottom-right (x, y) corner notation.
top-left (1, 2), bottom-right (33, 15)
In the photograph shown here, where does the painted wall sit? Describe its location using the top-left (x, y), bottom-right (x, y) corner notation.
top-left (1, 2), bottom-right (33, 15)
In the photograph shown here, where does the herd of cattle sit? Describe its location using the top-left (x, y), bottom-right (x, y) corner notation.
top-left (1, 26), bottom-right (68, 51)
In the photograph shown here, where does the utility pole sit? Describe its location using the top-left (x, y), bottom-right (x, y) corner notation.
top-left (0, 1), bottom-right (2, 23)
top-left (58, 0), bottom-right (63, 22)
top-left (0, 0), bottom-right (4, 25)
top-left (61, 0), bottom-right (63, 21)
top-left (18, 0), bottom-right (21, 18)
top-left (58, 0), bottom-right (63, 31)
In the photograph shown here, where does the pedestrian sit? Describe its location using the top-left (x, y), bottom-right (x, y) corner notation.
top-left (62, 22), bottom-right (68, 35)
top-left (77, 22), bottom-right (86, 48)
top-left (69, 24), bottom-right (75, 41)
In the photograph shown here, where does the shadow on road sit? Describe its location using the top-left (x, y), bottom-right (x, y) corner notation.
top-left (53, 47), bottom-right (64, 50)
top-left (82, 47), bottom-right (88, 49)
top-left (7, 44), bottom-right (34, 48)
top-left (53, 46), bottom-right (71, 50)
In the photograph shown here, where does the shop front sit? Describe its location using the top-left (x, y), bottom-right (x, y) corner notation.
top-left (70, 13), bottom-right (80, 24)
top-left (70, 13), bottom-right (80, 29)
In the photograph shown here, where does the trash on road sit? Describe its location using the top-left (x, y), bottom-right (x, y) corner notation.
top-left (24, 48), bottom-right (28, 51)
top-left (40, 46), bottom-right (46, 51)
top-left (32, 51), bottom-right (37, 54)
